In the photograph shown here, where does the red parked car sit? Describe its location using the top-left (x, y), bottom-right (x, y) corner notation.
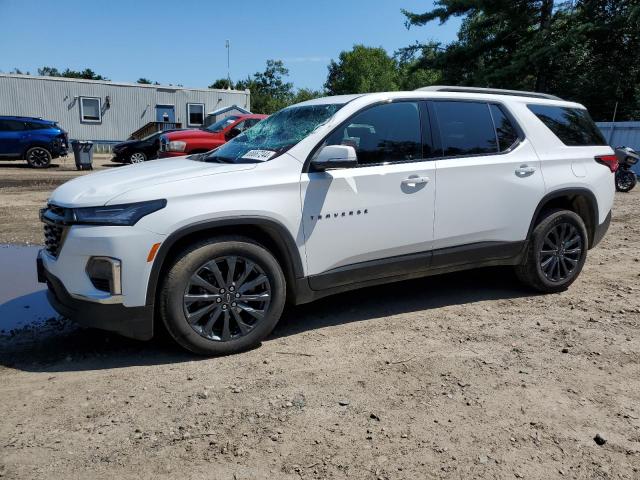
top-left (158, 114), bottom-right (267, 158)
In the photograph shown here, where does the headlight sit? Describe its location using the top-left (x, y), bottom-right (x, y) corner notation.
top-left (167, 141), bottom-right (187, 152)
top-left (73, 199), bottom-right (167, 226)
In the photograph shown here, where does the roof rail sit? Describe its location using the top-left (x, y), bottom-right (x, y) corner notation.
top-left (415, 85), bottom-right (562, 101)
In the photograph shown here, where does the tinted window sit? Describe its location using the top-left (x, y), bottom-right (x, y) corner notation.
top-left (490, 104), bottom-right (519, 151)
top-left (324, 102), bottom-right (422, 165)
top-left (434, 101), bottom-right (497, 156)
top-left (527, 104), bottom-right (606, 146)
top-left (26, 122), bottom-right (49, 130)
top-left (205, 115), bottom-right (239, 132)
top-left (0, 120), bottom-right (25, 131)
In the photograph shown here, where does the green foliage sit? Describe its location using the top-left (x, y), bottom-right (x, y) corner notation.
top-left (235, 60), bottom-right (295, 114)
top-left (292, 88), bottom-right (324, 104)
top-left (325, 45), bottom-right (399, 95)
top-left (37, 66), bottom-right (109, 81)
top-left (136, 78), bottom-right (153, 84)
top-left (209, 78), bottom-right (232, 89)
top-left (402, 0), bottom-right (640, 120)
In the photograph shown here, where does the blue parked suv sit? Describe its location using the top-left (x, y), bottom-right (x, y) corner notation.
top-left (0, 116), bottom-right (68, 168)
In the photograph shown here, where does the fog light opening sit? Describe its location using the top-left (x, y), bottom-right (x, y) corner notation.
top-left (86, 257), bottom-right (122, 295)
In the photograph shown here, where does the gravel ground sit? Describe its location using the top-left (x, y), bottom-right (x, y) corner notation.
top-left (0, 172), bottom-right (638, 479)
top-left (0, 156), bottom-right (118, 244)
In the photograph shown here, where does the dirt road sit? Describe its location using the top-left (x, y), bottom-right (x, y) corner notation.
top-left (0, 175), bottom-right (639, 479)
top-left (0, 156), bottom-right (115, 244)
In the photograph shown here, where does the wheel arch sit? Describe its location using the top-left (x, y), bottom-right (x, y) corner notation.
top-left (21, 141), bottom-right (53, 159)
top-left (527, 188), bottom-right (599, 248)
top-left (145, 217), bottom-right (304, 307)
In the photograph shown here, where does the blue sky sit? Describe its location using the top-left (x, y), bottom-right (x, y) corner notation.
top-left (0, 0), bottom-right (460, 91)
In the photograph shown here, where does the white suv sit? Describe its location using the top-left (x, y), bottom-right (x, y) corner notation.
top-left (38, 86), bottom-right (616, 355)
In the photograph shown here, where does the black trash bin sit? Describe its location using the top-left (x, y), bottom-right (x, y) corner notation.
top-left (71, 140), bottom-right (94, 170)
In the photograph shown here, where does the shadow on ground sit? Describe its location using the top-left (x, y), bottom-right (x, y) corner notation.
top-left (0, 267), bottom-right (535, 373)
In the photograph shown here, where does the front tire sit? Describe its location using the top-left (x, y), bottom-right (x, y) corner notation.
top-left (25, 147), bottom-right (52, 168)
top-left (129, 151), bottom-right (147, 163)
top-left (516, 210), bottom-right (588, 293)
top-left (159, 236), bottom-right (286, 355)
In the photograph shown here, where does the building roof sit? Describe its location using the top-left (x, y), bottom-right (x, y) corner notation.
top-left (206, 104), bottom-right (251, 116)
top-left (0, 73), bottom-right (249, 95)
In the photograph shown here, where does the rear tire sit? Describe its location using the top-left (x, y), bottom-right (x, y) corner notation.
top-left (516, 209), bottom-right (588, 293)
top-left (615, 170), bottom-right (637, 192)
top-left (25, 147), bottom-right (52, 168)
top-left (159, 236), bottom-right (286, 355)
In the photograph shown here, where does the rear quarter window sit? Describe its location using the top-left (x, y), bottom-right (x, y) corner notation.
top-left (527, 104), bottom-right (606, 146)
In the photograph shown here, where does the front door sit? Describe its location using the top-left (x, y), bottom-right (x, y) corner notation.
top-left (0, 119), bottom-right (26, 156)
top-left (155, 105), bottom-right (175, 123)
top-left (300, 101), bottom-right (436, 286)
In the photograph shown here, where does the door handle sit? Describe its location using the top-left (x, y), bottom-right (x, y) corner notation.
top-left (401, 176), bottom-right (430, 186)
top-left (515, 165), bottom-right (536, 176)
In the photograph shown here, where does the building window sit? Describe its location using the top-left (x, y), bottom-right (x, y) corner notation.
top-left (80, 97), bottom-right (101, 123)
top-left (187, 103), bottom-right (205, 126)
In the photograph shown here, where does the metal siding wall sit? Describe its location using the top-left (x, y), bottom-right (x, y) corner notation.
top-left (0, 75), bottom-right (250, 142)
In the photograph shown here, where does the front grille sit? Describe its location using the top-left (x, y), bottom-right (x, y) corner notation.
top-left (41, 204), bottom-right (70, 258)
top-left (44, 223), bottom-right (64, 257)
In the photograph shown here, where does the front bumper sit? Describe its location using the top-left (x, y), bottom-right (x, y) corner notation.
top-left (39, 258), bottom-right (153, 340)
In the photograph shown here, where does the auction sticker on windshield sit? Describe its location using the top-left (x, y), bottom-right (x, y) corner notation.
top-left (241, 150), bottom-right (277, 161)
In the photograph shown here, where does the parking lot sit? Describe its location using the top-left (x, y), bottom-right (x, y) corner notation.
top-left (0, 162), bottom-right (638, 479)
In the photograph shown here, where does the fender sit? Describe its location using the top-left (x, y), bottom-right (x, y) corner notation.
top-left (527, 187), bottom-right (599, 245)
top-left (144, 216), bottom-right (304, 306)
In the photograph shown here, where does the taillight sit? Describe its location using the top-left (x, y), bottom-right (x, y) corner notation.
top-left (595, 154), bottom-right (618, 172)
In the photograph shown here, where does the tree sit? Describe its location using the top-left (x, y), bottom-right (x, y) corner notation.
top-left (292, 88), bottom-right (324, 104)
top-left (236, 60), bottom-right (295, 114)
top-left (325, 45), bottom-right (399, 95)
top-left (136, 78), bottom-right (153, 84)
top-left (37, 66), bottom-right (109, 80)
top-left (209, 78), bottom-right (232, 90)
top-left (401, 0), bottom-right (640, 120)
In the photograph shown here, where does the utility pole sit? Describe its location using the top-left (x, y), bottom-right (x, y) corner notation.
top-left (225, 39), bottom-right (232, 90)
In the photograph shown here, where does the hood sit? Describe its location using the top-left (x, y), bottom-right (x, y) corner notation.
top-left (164, 128), bottom-right (223, 141)
top-left (113, 139), bottom-right (140, 150)
top-left (49, 157), bottom-right (257, 207)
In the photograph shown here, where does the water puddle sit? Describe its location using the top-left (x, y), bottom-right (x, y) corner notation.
top-left (0, 244), bottom-right (57, 334)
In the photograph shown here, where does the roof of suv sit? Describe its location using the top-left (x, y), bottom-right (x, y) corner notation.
top-left (0, 115), bottom-right (54, 123)
top-left (294, 86), bottom-right (582, 109)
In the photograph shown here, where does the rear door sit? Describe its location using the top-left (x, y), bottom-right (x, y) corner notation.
top-left (429, 100), bottom-right (545, 261)
top-left (0, 120), bottom-right (26, 156)
top-left (300, 101), bottom-right (437, 284)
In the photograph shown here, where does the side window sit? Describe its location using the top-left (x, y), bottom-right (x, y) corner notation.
top-left (232, 120), bottom-right (247, 132)
top-left (434, 101), bottom-right (497, 157)
top-left (489, 104), bottom-right (519, 152)
top-left (324, 102), bottom-right (422, 165)
top-left (242, 118), bottom-right (259, 130)
top-left (80, 97), bottom-right (101, 123)
top-left (0, 120), bottom-right (25, 131)
top-left (187, 103), bottom-right (205, 126)
top-left (27, 122), bottom-right (46, 130)
top-left (527, 104), bottom-right (606, 146)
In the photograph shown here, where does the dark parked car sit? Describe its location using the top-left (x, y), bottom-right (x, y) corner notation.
top-left (112, 130), bottom-right (183, 164)
top-left (0, 116), bottom-right (68, 168)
